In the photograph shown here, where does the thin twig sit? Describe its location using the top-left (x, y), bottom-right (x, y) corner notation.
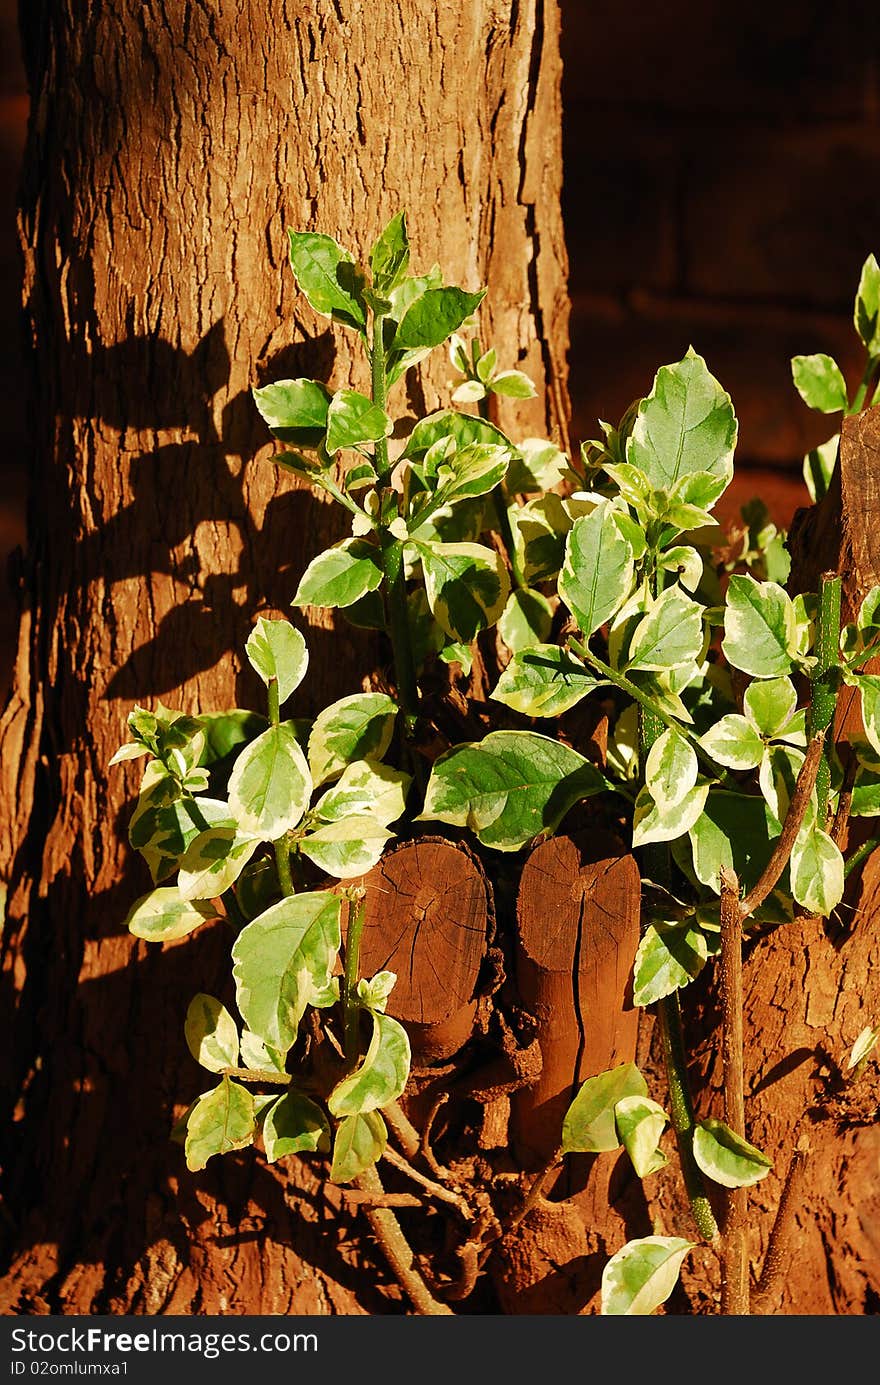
top-left (477, 1147), bottom-right (563, 1269)
top-left (382, 1145), bottom-right (471, 1216)
top-left (739, 734), bottom-right (825, 920)
top-left (831, 753), bottom-right (858, 847)
top-left (341, 1190), bottom-right (423, 1209)
top-left (383, 1099), bottom-right (421, 1161)
top-left (420, 1091), bottom-right (451, 1180)
top-left (751, 1147), bottom-right (809, 1313)
top-left (719, 867), bottom-right (749, 1315)
top-left (355, 1165), bottom-right (454, 1315)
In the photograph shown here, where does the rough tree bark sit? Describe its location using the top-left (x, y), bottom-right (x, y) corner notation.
top-left (0, 1), bottom-right (570, 1313)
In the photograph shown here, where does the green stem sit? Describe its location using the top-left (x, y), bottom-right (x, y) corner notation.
top-left (847, 354), bottom-right (880, 415)
top-left (658, 992), bottom-right (720, 1243)
top-left (639, 702), bottom-right (719, 1244)
top-left (844, 836), bottom-right (880, 880)
top-left (371, 313), bottom-right (391, 483)
top-left (478, 393), bottom-right (526, 589)
top-left (808, 572), bottom-right (842, 826)
top-left (342, 891), bottom-right (367, 1063)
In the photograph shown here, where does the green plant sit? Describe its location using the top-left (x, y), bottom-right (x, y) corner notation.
top-left (115, 221), bottom-right (880, 1317)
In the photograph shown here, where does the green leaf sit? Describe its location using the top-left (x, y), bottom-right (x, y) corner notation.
top-left (509, 494), bottom-right (570, 584)
top-left (506, 436), bottom-right (572, 494)
top-left (626, 348), bottom-right (737, 501)
top-left (369, 211), bottom-right (410, 294)
top-left (419, 729), bottom-right (605, 852)
top-left (313, 759), bottom-right (411, 827)
top-left (791, 353), bottom-right (848, 413)
top-left (601, 1237), bottom-right (694, 1316)
top-left (700, 714), bottom-right (764, 771)
top-left (184, 993), bottom-right (240, 1073)
top-left (185, 1078), bottom-right (256, 1172)
top-left (228, 723), bottom-right (312, 839)
top-left (790, 826), bottom-right (844, 915)
top-left (240, 1029), bottom-right (286, 1073)
top-left (327, 1011), bottom-right (411, 1117)
top-left (561, 1062), bottom-right (647, 1154)
top-left (854, 252), bottom-right (880, 356)
top-left (558, 503), bottom-right (634, 638)
top-left (287, 230), bottom-right (366, 333)
top-left (743, 676), bottom-right (799, 738)
top-left (614, 1095), bottom-right (669, 1178)
top-left (626, 586), bottom-right (704, 673)
top-left (245, 618), bottom-right (308, 705)
top-left (722, 574), bottom-right (799, 678)
top-left (357, 971), bottom-right (397, 1013)
top-left (632, 923), bottom-right (708, 1006)
top-left (687, 790), bottom-right (778, 895)
top-left (489, 369), bottom-right (537, 399)
top-left (252, 378), bottom-right (332, 448)
top-left (858, 675), bottom-right (880, 757)
top-left (196, 710), bottom-right (267, 765)
top-left (262, 1091), bottom-right (331, 1162)
top-left (401, 409), bottom-right (512, 462)
top-left (307, 692), bottom-right (398, 787)
top-left (124, 886), bottom-right (217, 942)
top-left (128, 783), bottom-right (235, 884)
top-left (645, 728), bottom-right (698, 810)
top-left (631, 781), bottom-right (709, 849)
top-left (177, 827), bottom-right (260, 902)
top-left (292, 538), bottom-right (384, 611)
top-left (299, 816), bottom-right (394, 879)
top-left (802, 434), bottom-right (839, 504)
top-left (416, 540), bottom-right (509, 643)
top-left (498, 587), bottom-right (554, 654)
top-left (411, 443), bottom-right (510, 518)
top-left (693, 1118), bottom-right (772, 1188)
top-left (325, 389), bottom-right (393, 454)
top-left (231, 891), bottom-right (342, 1055)
top-left (330, 1111), bottom-right (387, 1183)
top-left (758, 743), bottom-right (804, 826)
top-left (491, 644), bottom-right (599, 718)
top-left (393, 287), bottom-right (486, 351)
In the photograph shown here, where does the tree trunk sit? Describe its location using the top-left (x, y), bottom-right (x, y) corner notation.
top-left (0, 0), bottom-right (569, 1314)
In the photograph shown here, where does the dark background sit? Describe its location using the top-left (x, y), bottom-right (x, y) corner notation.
top-left (1, 2), bottom-right (879, 699)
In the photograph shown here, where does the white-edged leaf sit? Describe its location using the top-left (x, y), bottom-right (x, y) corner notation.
top-left (184, 1078), bottom-right (256, 1171)
top-left (177, 827), bottom-right (260, 902)
top-left (790, 826), bottom-right (844, 915)
top-left (416, 540), bottom-right (509, 642)
top-left (330, 1111), bottom-right (387, 1183)
top-left (327, 1011), bottom-right (411, 1117)
top-left (292, 538), bottom-right (383, 611)
top-left (299, 816), bottom-right (393, 879)
top-left (228, 722), bottom-right (312, 839)
top-left (631, 781), bottom-right (709, 849)
top-left (632, 923), bottom-right (708, 1006)
top-left (561, 1062), bottom-right (647, 1154)
top-left (307, 692), bottom-right (397, 787)
top-left (626, 586), bottom-right (704, 673)
top-left (645, 728), bottom-right (698, 809)
top-left (558, 502), bottom-right (634, 638)
top-left (419, 729), bottom-right (605, 852)
top-left (847, 1025), bottom-right (880, 1071)
top-left (700, 714), bottom-right (764, 771)
top-left (262, 1091), bottom-right (330, 1162)
top-left (626, 347), bottom-right (737, 500)
top-left (722, 574), bottom-right (799, 678)
top-left (743, 676), bottom-right (799, 737)
top-left (601, 1237), bottom-right (694, 1316)
top-left (791, 353), bottom-right (848, 413)
top-left (693, 1118), bottom-right (772, 1188)
top-left (491, 644), bottom-right (599, 718)
top-left (245, 617), bottom-right (308, 705)
top-left (325, 389), bottom-right (393, 454)
top-left (614, 1096), bottom-right (669, 1178)
top-left (231, 891), bottom-right (342, 1055)
top-left (498, 586), bottom-right (554, 654)
top-left (313, 759), bottom-right (410, 827)
top-left (124, 886), bottom-right (218, 941)
top-left (184, 993), bottom-right (240, 1073)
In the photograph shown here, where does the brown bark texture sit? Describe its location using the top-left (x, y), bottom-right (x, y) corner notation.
top-left (0, 0), bottom-right (569, 1313)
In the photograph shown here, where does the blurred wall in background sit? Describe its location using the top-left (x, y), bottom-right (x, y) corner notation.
top-left (1, 3), bottom-right (878, 698)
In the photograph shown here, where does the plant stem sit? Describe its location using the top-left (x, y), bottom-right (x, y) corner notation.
top-left (354, 1165), bottom-right (454, 1315)
top-left (267, 677), bottom-right (294, 895)
top-left (478, 394), bottom-right (526, 590)
top-left (657, 993), bottom-right (719, 1243)
top-left (844, 836), bottom-right (880, 879)
top-left (808, 572), bottom-right (842, 826)
top-left (342, 889), bottom-right (367, 1063)
top-left (371, 312), bottom-right (391, 482)
top-left (847, 354), bottom-right (880, 415)
top-left (638, 704), bottom-right (719, 1243)
top-left (738, 733), bottom-right (824, 920)
top-left (719, 867), bottom-right (749, 1315)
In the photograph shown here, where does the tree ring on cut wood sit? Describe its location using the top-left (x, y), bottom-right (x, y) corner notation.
top-left (348, 835), bottom-right (492, 1064)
